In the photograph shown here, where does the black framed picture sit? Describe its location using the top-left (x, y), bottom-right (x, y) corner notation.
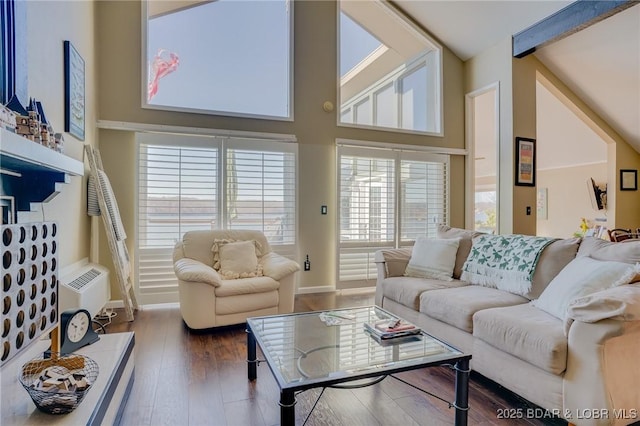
top-left (620, 169), bottom-right (638, 191)
top-left (64, 40), bottom-right (85, 141)
top-left (515, 137), bottom-right (536, 186)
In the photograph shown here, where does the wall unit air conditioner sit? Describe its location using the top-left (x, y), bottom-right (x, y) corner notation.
top-left (59, 262), bottom-right (110, 319)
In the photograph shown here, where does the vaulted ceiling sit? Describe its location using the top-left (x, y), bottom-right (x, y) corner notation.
top-left (394, 0), bottom-right (640, 155)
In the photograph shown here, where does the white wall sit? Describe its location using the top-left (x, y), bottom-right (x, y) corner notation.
top-left (536, 79), bottom-right (609, 238)
top-left (536, 163), bottom-right (607, 238)
top-left (22, 1), bottom-right (97, 268)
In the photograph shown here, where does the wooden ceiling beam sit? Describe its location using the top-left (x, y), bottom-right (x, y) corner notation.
top-left (513, 0), bottom-right (639, 58)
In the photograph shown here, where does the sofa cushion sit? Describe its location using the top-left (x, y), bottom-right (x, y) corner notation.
top-left (527, 238), bottom-right (581, 300)
top-left (419, 286), bottom-right (528, 333)
top-left (532, 256), bottom-right (639, 321)
top-left (437, 225), bottom-right (484, 279)
top-left (214, 276), bottom-right (279, 297)
top-left (473, 304), bottom-right (567, 375)
top-left (404, 237), bottom-right (460, 281)
top-left (380, 277), bottom-right (468, 310)
top-left (577, 237), bottom-right (640, 264)
top-left (216, 290), bottom-right (279, 315)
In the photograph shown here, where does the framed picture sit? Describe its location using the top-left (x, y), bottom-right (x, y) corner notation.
top-left (620, 169), bottom-right (637, 191)
top-left (515, 137), bottom-right (536, 186)
top-left (64, 40), bottom-right (85, 141)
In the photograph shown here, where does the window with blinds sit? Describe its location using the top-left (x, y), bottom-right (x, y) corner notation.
top-left (337, 145), bottom-right (449, 287)
top-left (137, 133), bottom-right (297, 303)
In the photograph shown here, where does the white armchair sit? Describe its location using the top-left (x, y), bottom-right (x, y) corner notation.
top-left (173, 230), bottom-right (300, 329)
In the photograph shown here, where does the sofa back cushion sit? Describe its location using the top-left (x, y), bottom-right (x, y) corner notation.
top-left (577, 237), bottom-right (640, 264)
top-left (436, 225), bottom-right (484, 279)
top-left (527, 238), bottom-right (581, 300)
top-left (182, 230), bottom-right (271, 267)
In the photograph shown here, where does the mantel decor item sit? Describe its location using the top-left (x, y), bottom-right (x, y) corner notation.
top-left (63, 40), bottom-right (85, 141)
top-left (515, 137), bottom-right (536, 186)
top-left (1, 222), bottom-right (59, 366)
top-left (620, 169), bottom-right (637, 191)
top-left (19, 353), bottom-right (99, 414)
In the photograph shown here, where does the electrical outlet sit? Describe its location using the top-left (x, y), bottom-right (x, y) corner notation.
top-left (304, 255), bottom-right (310, 271)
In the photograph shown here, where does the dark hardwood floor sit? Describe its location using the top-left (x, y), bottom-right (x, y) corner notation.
top-left (104, 290), bottom-right (564, 426)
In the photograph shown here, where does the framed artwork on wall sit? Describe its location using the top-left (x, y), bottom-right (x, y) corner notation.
top-left (620, 169), bottom-right (637, 191)
top-left (515, 137), bottom-right (536, 186)
top-left (64, 40), bottom-right (85, 141)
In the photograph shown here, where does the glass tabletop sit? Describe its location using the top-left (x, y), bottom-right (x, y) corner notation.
top-left (247, 306), bottom-right (465, 390)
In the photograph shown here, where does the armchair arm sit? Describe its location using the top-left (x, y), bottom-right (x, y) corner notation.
top-left (261, 252), bottom-right (300, 281)
top-left (174, 258), bottom-right (222, 287)
top-left (374, 248), bottom-right (412, 278)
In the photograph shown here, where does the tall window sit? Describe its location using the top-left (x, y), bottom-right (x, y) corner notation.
top-left (339, 1), bottom-right (442, 134)
top-left (137, 132), bottom-right (297, 303)
top-left (144, 0), bottom-right (292, 119)
top-left (337, 144), bottom-right (449, 287)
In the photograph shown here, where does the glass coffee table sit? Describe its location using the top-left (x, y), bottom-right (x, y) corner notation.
top-left (246, 306), bottom-right (471, 425)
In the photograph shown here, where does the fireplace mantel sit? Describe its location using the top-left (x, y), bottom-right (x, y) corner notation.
top-left (0, 129), bottom-right (84, 215)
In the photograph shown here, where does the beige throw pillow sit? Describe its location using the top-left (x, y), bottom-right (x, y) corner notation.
top-left (532, 256), bottom-right (639, 321)
top-left (212, 239), bottom-right (263, 279)
top-left (404, 237), bottom-right (460, 281)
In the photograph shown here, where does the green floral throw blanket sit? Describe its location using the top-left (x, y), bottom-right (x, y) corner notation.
top-left (461, 234), bottom-right (557, 296)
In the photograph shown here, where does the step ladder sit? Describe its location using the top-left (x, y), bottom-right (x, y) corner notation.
top-left (84, 145), bottom-right (138, 321)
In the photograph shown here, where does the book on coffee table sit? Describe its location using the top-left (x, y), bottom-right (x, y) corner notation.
top-left (364, 318), bottom-right (421, 340)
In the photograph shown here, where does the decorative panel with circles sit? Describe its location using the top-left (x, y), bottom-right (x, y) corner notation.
top-left (1, 222), bottom-right (58, 366)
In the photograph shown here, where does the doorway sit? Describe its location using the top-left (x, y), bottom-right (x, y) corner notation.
top-left (466, 83), bottom-right (499, 234)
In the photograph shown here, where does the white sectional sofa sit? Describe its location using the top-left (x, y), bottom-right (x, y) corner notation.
top-left (375, 226), bottom-right (640, 426)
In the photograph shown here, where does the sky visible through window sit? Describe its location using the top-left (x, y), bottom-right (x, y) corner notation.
top-left (147, 0), bottom-right (290, 117)
top-left (340, 12), bottom-right (383, 76)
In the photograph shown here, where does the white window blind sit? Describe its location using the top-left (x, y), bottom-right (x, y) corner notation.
top-left (225, 146), bottom-right (296, 245)
top-left (337, 145), bottom-right (449, 287)
top-left (137, 133), bottom-right (297, 303)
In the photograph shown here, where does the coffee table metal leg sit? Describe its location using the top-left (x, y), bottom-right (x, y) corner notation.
top-left (453, 358), bottom-right (470, 426)
top-left (247, 328), bottom-right (257, 381)
top-left (280, 390), bottom-right (295, 426)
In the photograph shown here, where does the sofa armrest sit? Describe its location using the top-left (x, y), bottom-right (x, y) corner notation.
top-left (261, 252), bottom-right (300, 281)
top-left (564, 318), bottom-right (640, 425)
top-left (174, 258), bottom-right (222, 287)
top-left (374, 248), bottom-right (412, 278)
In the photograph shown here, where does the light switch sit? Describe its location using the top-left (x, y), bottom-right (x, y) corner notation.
top-left (321, 205), bottom-right (327, 215)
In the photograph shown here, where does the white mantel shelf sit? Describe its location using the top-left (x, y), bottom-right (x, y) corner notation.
top-left (1, 129), bottom-right (85, 213)
top-left (0, 128), bottom-right (84, 176)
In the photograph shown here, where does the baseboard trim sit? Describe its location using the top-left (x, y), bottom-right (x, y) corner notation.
top-left (296, 285), bottom-right (335, 294)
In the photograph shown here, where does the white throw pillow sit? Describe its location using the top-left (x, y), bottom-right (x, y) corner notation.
top-left (404, 237), bottom-right (460, 281)
top-left (532, 256), bottom-right (639, 321)
top-left (218, 240), bottom-right (262, 279)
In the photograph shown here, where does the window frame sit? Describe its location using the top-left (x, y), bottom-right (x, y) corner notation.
top-left (140, 0), bottom-right (294, 122)
top-left (336, 141), bottom-right (450, 288)
top-left (135, 130), bottom-right (298, 304)
top-left (337, 0), bottom-right (444, 137)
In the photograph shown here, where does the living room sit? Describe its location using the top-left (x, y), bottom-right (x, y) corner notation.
top-left (1, 0), bottom-right (640, 425)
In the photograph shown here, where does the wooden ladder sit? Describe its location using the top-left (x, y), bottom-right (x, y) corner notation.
top-left (84, 145), bottom-right (138, 321)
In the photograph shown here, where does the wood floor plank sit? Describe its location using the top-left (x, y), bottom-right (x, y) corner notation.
top-left (106, 291), bottom-right (568, 426)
